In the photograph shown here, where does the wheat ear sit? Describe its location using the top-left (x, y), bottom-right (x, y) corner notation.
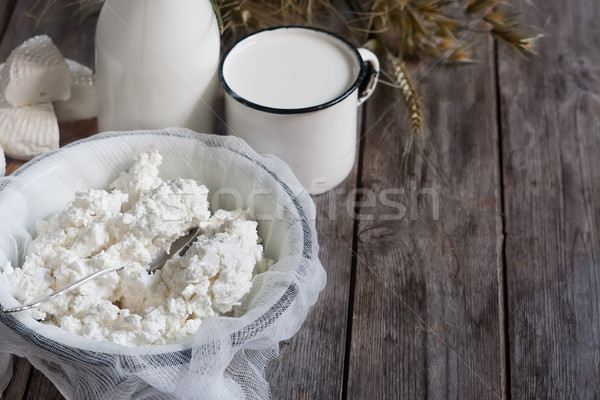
top-left (387, 54), bottom-right (425, 169)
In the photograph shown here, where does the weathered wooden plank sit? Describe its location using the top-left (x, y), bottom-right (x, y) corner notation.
top-left (498, 0), bottom-right (600, 397)
top-left (0, 0), bottom-right (17, 40)
top-left (25, 369), bottom-right (63, 400)
top-left (265, 163), bottom-right (358, 400)
top-left (2, 357), bottom-right (31, 400)
top-left (346, 36), bottom-right (506, 398)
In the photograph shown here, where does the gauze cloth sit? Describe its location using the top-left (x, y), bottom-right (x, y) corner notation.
top-left (0, 129), bottom-right (325, 399)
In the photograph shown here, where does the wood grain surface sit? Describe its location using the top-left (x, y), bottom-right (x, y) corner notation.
top-left (498, 0), bottom-right (600, 398)
top-left (0, 1), bottom-right (17, 38)
top-left (265, 167), bottom-right (358, 400)
top-left (1, 0), bottom-right (600, 399)
top-left (2, 357), bottom-right (30, 400)
top-left (346, 36), bottom-right (506, 399)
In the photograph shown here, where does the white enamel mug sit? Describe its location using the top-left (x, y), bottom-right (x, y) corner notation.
top-left (220, 26), bottom-right (379, 195)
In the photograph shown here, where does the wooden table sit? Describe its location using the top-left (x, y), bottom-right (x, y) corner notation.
top-left (2, 0), bottom-right (599, 399)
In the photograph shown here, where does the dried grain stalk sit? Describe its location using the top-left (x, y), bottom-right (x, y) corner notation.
top-left (387, 54), bottom-right (423, 167)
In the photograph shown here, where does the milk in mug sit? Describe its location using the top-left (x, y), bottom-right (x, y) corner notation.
top-left (222, 28), bottom-right (360, 109)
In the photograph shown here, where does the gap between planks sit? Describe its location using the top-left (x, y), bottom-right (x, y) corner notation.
top-left (493, 40), bottom-right (511, 400)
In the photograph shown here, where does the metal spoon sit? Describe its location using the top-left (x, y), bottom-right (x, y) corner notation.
top-left (1, 227), bottom-right (200, 314)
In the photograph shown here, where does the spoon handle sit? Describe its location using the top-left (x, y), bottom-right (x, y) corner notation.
top-left (2, 228), bottom-right (201, 314)
top-left (1, 264), bottom-right (124, 314)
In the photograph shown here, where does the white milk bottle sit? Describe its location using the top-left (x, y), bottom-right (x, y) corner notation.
top-left (95, 0), bottom-right (220, 133)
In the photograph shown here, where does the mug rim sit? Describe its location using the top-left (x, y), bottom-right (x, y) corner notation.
top-left (219, 26), bottom-right (367, 115)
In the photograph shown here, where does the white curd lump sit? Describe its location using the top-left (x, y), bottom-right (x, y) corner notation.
top-left (1, 152), bottom-right (271, 346)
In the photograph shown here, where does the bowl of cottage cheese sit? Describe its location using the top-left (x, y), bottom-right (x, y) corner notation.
top-left (2, 149), bottom-right (273, 346)
top-left (0, 129), bottom-right (325, 399)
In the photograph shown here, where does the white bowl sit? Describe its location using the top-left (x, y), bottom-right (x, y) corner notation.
top-left (0, 129), bottom-right (325, 399)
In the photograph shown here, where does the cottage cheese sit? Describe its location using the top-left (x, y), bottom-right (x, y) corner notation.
top-left (1, 152), bottom-right (270, 346)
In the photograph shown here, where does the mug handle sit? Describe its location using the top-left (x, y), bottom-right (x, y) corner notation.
top-left (357, 48), bottom-right (380, 106)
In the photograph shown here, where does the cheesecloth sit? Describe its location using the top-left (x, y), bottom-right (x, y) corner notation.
top-left (0, 129), bottom-right (326, 399)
